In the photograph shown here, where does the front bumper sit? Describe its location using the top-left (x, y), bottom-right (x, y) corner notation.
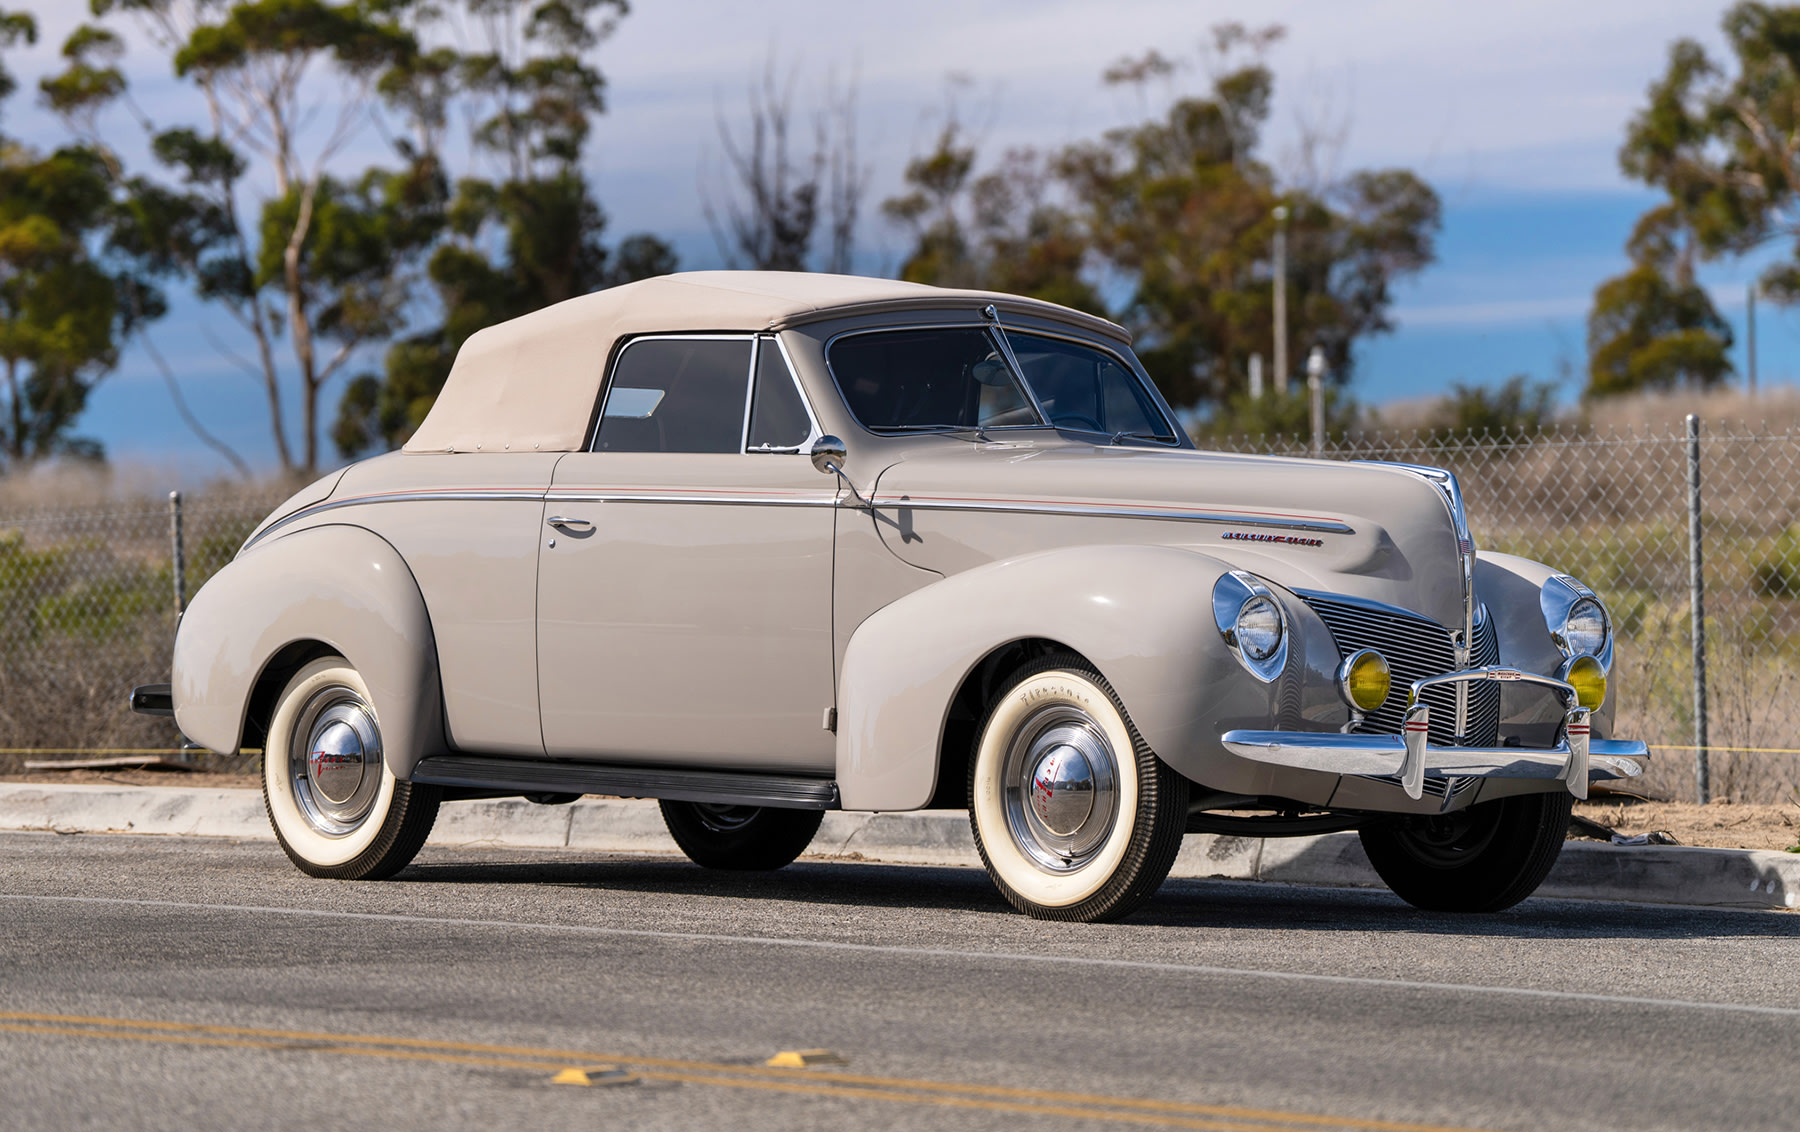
top-left (1221, 664), bottom-right (1648, 806)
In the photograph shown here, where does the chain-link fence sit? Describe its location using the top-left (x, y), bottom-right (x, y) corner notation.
top-left (3, 425), bottom-right (1798, 800)
top-left (0, 489), bottom-right (286, 771)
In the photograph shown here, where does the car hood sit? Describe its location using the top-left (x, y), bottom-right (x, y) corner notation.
top-left (868, 441), bottom-right (1469, 628)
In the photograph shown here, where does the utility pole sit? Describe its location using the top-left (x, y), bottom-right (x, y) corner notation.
top-left (1248, 353), bottom-right (1264, 401)
top-left (1747, 281), bottom-right (1758, 395)
top-left (1272, 205), bottom-right (1289, 394)
top-left (1307, 346), bottom-right (1326, 458)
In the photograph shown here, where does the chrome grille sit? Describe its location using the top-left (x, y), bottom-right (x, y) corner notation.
top-left (1299, 592), bottom-right (1501, 747)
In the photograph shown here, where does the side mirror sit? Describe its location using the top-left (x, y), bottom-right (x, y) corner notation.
top-left (809, 435), bottom-right (848, 475)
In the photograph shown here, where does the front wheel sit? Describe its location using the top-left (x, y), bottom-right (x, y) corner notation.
top-left (1359, 790), bottom-right (1573, 913)
top-left (263, 657), bottom-right (440, 880)
top-left (968, 654), bottom-right (1189, 922)
top-left (659, 801), bottom-right (823, 870)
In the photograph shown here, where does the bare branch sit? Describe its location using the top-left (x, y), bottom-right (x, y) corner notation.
top-left (138, 332), bottom-right (253, 478)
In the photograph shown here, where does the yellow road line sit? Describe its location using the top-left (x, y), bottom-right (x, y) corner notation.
top-left (0, 1011), bottom-right (1498, 1132)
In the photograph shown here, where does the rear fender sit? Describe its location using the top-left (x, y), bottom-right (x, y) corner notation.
top-left (171, 523), bottom-right (444, 777)
top-left (835, 544), bottom-right (1302, 810)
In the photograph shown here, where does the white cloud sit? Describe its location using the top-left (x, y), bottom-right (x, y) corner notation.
top-left (2, 0), bottom-right (1731, 235)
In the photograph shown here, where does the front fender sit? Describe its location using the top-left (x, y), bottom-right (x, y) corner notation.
top-left (1475, 551), bottom-right (1617, 741)
top-left (835, 544), bottom-right (1335, 811)
top-left (172, 523), bottom-right (444, 777)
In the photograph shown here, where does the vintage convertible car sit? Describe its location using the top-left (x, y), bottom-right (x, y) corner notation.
top-left (134, 272), bottom-right (1646, 922)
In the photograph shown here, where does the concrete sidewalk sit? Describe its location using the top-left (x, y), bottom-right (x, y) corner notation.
top-left (2, 781), bottom-right (1796, 911)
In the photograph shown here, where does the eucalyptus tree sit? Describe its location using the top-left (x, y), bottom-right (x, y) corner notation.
top-left (1580, 2), bottom-right (1800, 395)
top-left (45, 0), bottom-right (424, 477)
top-left (883, 26), bottom-right (1440, 416)
top-left (0, 9), bottom-right (160, 468)
top-left (333, 0), bottom-right (679, 456)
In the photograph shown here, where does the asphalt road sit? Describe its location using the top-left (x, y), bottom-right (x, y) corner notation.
top-left (2, 830), bottom-right (1797, 1132)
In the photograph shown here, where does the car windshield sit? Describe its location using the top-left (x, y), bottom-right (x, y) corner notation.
top-left (830, 323), bottom-right (1175, 441)
top-left (1002, 331), bottom-right (1178, 443)
top-left (829, 327), bottom-right (1043, 432)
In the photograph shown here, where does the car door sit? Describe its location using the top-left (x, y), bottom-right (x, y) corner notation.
top-left (535, 333), bottom-right (837, 771)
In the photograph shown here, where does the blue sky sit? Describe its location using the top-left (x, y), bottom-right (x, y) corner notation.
top-left (3, 0), bottom-right (1780, 477)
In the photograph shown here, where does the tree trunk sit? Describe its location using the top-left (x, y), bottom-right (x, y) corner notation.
top-left (4, 357), bottom-right (20, 466)
top-left (285, 180), bottom-right (322, 476)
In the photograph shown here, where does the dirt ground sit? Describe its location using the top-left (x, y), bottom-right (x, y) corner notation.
top-left (1575, 795), bottom-right (1800, 852)
top-left (2, 769), bottom-right (1796, 853)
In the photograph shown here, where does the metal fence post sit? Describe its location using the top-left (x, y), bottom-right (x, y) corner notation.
top-left (168, 490), bottom-right (187, 617)
top-left (1685, 414), bottom-right (1711, 803)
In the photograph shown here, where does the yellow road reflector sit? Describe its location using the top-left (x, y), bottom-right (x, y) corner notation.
top-left (766, 1049), bottom-right (848, 1068)
top-left (550, 1064), bottom-right (634, 1087)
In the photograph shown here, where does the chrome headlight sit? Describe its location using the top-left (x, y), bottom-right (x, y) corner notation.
top-left (1562, 598), bottom-right (1608, 657)
top-left (1541, 575), bottom-right (1611, 669)
top-left (1212, 571), bottom-right (1288, 682)
top-left (1235, 596), bottom-right (1283, 661)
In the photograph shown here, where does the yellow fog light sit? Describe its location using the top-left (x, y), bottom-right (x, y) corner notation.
top-left (1337, 649), bottom-right (1392, 713)
top-left (1561, 654), bottom-right (1607, 710)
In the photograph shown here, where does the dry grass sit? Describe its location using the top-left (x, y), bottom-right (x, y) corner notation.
top-left (1361, 384), bottom-right (1800, 437)
top-left (0, 460), bottom-right (303, 514)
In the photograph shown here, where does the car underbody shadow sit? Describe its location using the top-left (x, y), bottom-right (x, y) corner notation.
top-left (390, 849), bottom-right (1800, 941)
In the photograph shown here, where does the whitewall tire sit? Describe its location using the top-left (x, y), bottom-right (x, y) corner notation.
top-left (263, 657), bottom-right (440, 880)
top-left (968, 654), bottom-right (1188, 922)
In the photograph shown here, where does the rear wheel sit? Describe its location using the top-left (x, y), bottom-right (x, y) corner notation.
top-left (967, 654), bottom-right (1188, 922)
top-left (659, 801), bottom-right (823, 870)
top-left (1359, 790), bottom-right (1573, 912)
top-left (262, 657), bottom-right (440, 880)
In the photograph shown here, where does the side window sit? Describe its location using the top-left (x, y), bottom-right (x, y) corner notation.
top-left (746, 337), bottom-right (813, 451)
top-left (594, 337), bottom-right (752, 453)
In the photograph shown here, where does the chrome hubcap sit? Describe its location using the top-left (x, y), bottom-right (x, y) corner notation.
top-left (1002, 705), bottom-right (1120, 874)
top-left (1029, 743), bottom-right (1095, 835)
top-left (289, 686), bottom-right (383, 837)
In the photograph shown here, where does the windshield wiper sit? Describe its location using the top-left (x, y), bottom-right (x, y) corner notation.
top-left (1109, 430), bottom-right (1174, 446)
top-left (870, 423), bottom-right (996, 442)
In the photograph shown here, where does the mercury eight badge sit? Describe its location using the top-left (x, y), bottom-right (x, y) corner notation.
top-left (133, 271), bottom-right (1645, 922)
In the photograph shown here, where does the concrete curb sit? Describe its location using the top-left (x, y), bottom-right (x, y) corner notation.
top-left (3, 783), bottom-right (1796, 911)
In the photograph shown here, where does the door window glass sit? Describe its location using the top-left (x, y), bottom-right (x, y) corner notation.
top-left (594, 337), bottom-right (752, 453)
top-left (828, 326), bottom-right (1042, 432)
top-left (746, 337), bottom-right (813, 451)
top-left (1003, 332), bottom-right (1176, 441)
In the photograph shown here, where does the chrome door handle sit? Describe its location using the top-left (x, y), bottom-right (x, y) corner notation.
top-left (546, 515), bottom-right (594, 532)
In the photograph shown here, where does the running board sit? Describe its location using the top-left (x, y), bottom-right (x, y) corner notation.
top-left (409, 755), bottom-right (840, 810)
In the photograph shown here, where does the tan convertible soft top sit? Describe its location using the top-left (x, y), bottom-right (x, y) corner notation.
top-left (403, 270), bottom-right (1130, 454)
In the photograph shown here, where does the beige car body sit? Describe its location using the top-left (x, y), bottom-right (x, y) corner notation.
top-left (170, 271), bottom-right (1639, 820)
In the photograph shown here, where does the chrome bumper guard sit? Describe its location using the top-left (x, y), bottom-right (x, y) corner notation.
top-left (1221, 665), bottom-right (1649, 803)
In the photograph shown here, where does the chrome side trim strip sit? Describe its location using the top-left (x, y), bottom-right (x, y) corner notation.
top-left (245, 485), bottom-right (840, 551)
top-left (246, 489), bottom-right (550, 550)
top-left (545, 490), bottom-right (838, 507)
top-left (869, 494), bottom-right (1355, 534)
